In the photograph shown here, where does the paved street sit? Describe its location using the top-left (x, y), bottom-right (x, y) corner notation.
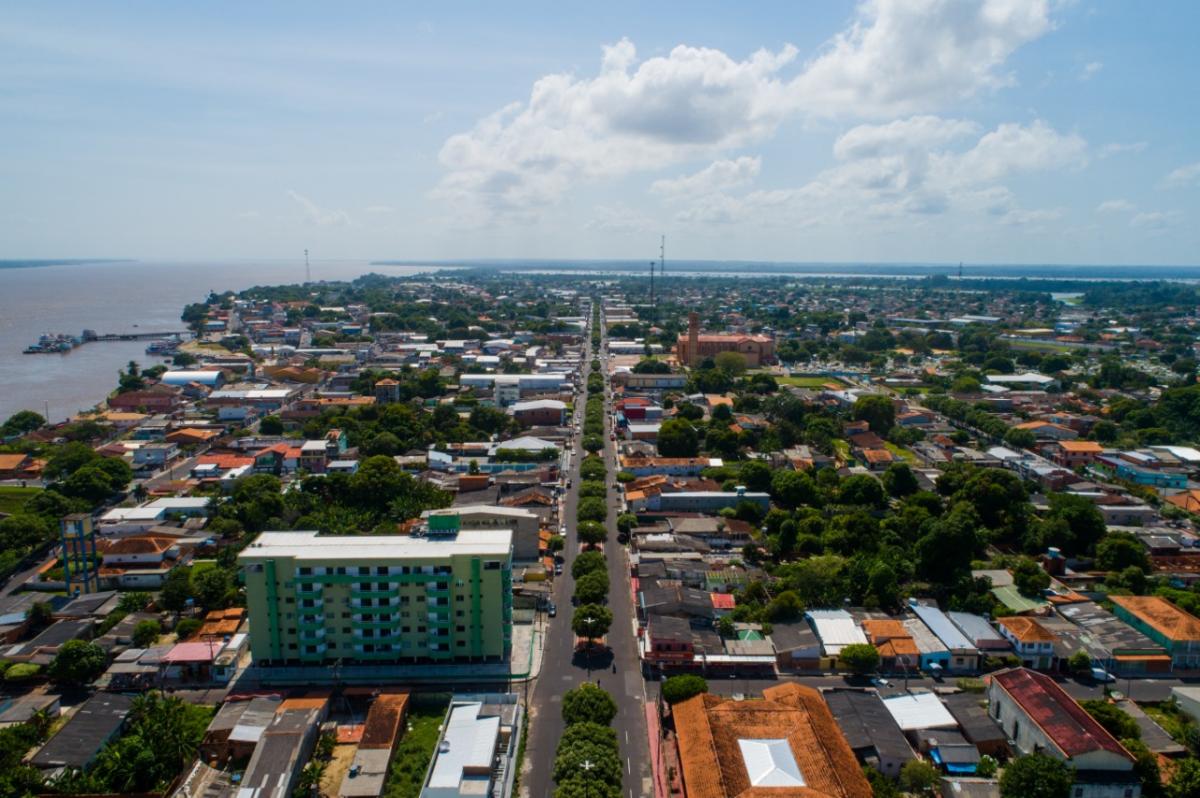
top-left (522, 314), bottom-right (651, 798)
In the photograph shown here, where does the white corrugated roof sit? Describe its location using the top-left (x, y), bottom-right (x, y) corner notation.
top-left (239, 529), bottom-right (511, 561)
top-left (881, 691), bottom-right (957, 731)
top-left (427, 702), bottom-right (501, 790)
top-left (738, 739), bottom-right (805, 787)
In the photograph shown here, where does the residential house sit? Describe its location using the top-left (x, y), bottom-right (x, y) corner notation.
top-left (996, 617), bottom-right (1056, 670)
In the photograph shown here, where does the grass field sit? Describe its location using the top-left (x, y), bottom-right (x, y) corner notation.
top-left (883, 442), bottom-right (919, 464)
top-left (382, 700), bottom-right (450, 798)
top-left (0, 485), bottom-right (41, 515)
top-left (778, 375), bottom-right (845, 388)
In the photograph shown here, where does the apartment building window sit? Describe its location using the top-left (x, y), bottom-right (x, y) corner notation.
top-left (402, 626), bottom-right (411, 633)
top-left (484, 561), bottom-right (501, 570)
top-left (342, 627), bottom-right (351, 634)
top-left (456, 610), bottom-right (465, 617)
top-left (456, 625), bottom-right (466, 633)
top-left (298, 566), bottom-right (312, 576)
top-left (376, 566), bottom-right (387, 575)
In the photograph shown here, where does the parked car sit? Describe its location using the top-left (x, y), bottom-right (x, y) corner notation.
top-left (548, 602), bottom-right (557, 617)
top-left (554, 563), bottom-right (563, 576)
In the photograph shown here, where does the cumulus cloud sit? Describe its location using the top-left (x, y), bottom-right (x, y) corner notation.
top-left (794, 0), bottom-right (1052, 117)
top-left (436, 0), bottom-right (1054, 220)
top-left (1099, 141), bottom-right (1147, 158)
top-left (1161, 161), bottom-right (1200, 189)
top-left (288, 190), bottom-right (352, 227)
top-left (1096, 199), bottom-right (1135, 214)
top-left (663, 117), bottom-right (1086, 230)
top-left (650, 156), bottom-right (762, 197)
top-left (1080, 60), bottom-right (1102, 80)
top-left (1130, 210), bottom-right (1181, 230)
top-left (584, 204), bottom-right (658, 234)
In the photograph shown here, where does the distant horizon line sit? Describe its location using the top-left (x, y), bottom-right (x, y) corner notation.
top-left (4, 257), bottom-right (1200, 270)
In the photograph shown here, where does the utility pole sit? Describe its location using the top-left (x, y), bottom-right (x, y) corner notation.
top-left (648, 260), bottom-right (655, 318)
top-left (305, 249), bottom-right (311, 284)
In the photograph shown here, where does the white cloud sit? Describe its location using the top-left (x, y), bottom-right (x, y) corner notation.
top-left (1130, 210), bottom-right (1181, 230)
top-left (794, 0), bottom-right (1052, 118)
top-left (364, 205), bottom-right (396, 214)
top-left (651, 156), bottom-right (762, 197)
top-left (1099, 141), bottom-right (1147, 158)
top-left (288, 190), bottom-right (352, 227)
top-left (436, 0), bottom-right (1055, 221)
top-left (584, 204), bottom-right (658, 234)
top-left (1096, 199), bottom-right (1134, 214)
top-left (1161, 161), bottom-right (1200, 189)
top-left (665, 117), bottom-right (1086, 231)
top-left (1080, 60), bottom-right (1102, 80)
top-left (833, 115), bottom-right (979, 160)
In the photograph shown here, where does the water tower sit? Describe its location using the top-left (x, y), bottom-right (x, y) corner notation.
top-left (60, 513), bottom-right (99, 595)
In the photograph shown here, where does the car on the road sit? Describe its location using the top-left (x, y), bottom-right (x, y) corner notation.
top-left (1091, 667), bottom-right (1116, 683)
top-left (871, 677), bottom-right (892, 688)
top-left (554, 563), bottom-right (563, 576)
top-left (547, 602), bottom-right (557, 617)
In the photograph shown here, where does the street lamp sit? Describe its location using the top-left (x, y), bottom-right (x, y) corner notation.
top-left (582, 615), bottom-right (596, 677)
top-left (580, 760), bottom-right (595, 798)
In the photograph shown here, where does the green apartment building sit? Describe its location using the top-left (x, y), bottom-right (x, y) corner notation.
top-left (239, 527), bottom-right (514, 665)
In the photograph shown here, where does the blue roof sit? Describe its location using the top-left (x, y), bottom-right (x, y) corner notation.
top-left (912, 605), bottom-right (976, 651)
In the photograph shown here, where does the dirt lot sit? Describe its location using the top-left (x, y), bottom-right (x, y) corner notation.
top-left (319, 743), bottom-right (358, 797)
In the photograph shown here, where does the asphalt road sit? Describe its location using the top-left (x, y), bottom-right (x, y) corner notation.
top-left (523, 318), bottom-right (598, 798)
top-left (523, 319), bottom-right (651, 798)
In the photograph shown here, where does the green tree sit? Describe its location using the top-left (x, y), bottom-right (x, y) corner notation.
top-left (839, 474), bottom-right (886, 508)
top-left (2, 410), bottom-right (46, 435)
top-left (572, 605), bottom-right (612, 641)
top-left (839, 643), bottom-right (881, 675)
top-left (132, 619), bottom-right (161, 648)
top-left (577, 520), bottom-right (607, 547)
top-left (770, 469), bottom-right (818, 508)
top-left (193, 568), bottom-right (232, 610)
top-left (661, 674), bottom-right (708, 705)
top-left (853, 394), bottom-right (896, 434)
top-left (657, 419), bottom-right (699, 457)
top-left (554, 779), bottom-right (620, 798)
top-left (26, 601), bottom-right (53, 631)
top-left (259, 415), bottom-right (284, 435)
top-left (562, 683), bottom-right (617, 726)
top-left (714, 351), bottom-right (747, 375)
top-left (1012, 557), bottom-right (1050, 598)
top-left (1168, 757), bottom-right (1200, 798)
top-left (1080, 700), bottom-right (1140, 741)
top-left (881, 462), bottom-right (919, 498)
top-left (0, 514), bottom-right (51, 549)
top-left (899, 759), bottom-right (940, 795)
top-left (574, 570), bottom-right (610, 604)
top-left (1096, 532), bottom-right (1151, 572)
top-left (577, 496), bottom-right (607, 524)
top-left (1067, 649), bottom-right (1092, 676)
top-left (47, 640), bottom-right (107, 686)
top-left (999, 753), bottom-right (1074, 798)
top-left (159, 568), bottom-right (194, 613)
top-left (572, 550), bottom-right (607, 579)
top-left (616, 513), bottom-right (639, 535)
top-left (1046, 492), bottom-right (1108, 556)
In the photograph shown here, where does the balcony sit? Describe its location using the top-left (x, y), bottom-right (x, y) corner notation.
top-left (298, 643), bottom-right (328, 659)
top-left (297, 614), bottom-right (325, 630)
top-left (297, 598), bottom-right (324, 611)
top-left (427, 613), bottom-right (452, 626)
top-left (350, 603), bottom-right (400, 615)
top-left (351, 586), bottom-right (399, 599)
top-left (298, 628), bottom-right (326, 643)
top-left (295, 582), bottom-right (323, 597)
top-left (352, 617), bottom-right (398, 629)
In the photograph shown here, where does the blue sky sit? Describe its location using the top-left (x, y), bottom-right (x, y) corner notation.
top-left (2, 1), bottom-right (1198, 265)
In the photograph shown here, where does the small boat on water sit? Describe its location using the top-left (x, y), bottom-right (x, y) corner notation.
top-left (23, 333), bottom-right (80, 354)
top-left (145, 338), bottom-right (179, 355)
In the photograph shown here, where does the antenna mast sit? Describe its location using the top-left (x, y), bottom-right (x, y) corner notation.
top-left (660, 234), bottom-right (665, 277)
top-left (649, 260), bottom-right (655, 316)
top-left (305, 249), bottom-right (311, 284)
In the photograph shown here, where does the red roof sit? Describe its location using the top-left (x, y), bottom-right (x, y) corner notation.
top-left (709, 593), bottom-right (736, 610)
top-left (992, 668), bottom-right (1131, 761)
top-left (198, 454), bottom-right (255, 469)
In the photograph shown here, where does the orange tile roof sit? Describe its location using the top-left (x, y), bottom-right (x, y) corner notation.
top-left (998, 616), bottom-right (1056, 643)
top-left (861, 619), bottom-right (907, 641)
top-left (0, 454), bottom-right (30, 470)
top-left (1110, 595), bottom-right (1200, 642)
top-left (1165, 490), bottom-right (1200, 514)
top-left (1057, 441), bottom-right (1102, 453)
top-left (359, 691), bottom-right (410, 749)
top-left (673, 683), bottom-right (871, 798)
